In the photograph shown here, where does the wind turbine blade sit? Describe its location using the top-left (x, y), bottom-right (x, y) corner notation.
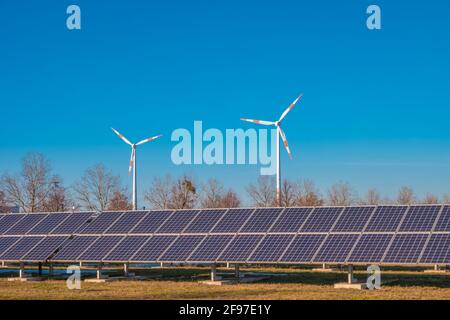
top-left (278, 94), bottom-right (303, 122)
top-left (128, 149), bottom-right (134, 176)
top-left (279, 127), bottom-right (293, 160)
top-left (136, 134), bottom-right (163, 146)
top-left (111, 128), bottom-right (133, 146)
top-left (240, 118), bottom-right (275, 126)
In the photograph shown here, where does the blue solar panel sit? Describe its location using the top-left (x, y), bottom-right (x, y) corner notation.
top-left (240, 208), bottom-right (283, 233)
top-left (332, 206), bottom-right (375, 232)
top-left (435, 206), bottom-right (450, 231)
top-left (280, 234), bottom-right (326, 262)
top-left (300, 207), bottom-right (344, 232)
top-left (248, 234), bottom-right (294, 262)
top-left (399, 205), bottom-right (441, 232)
top-left (50, 212), bottom-right (93, 235)
top-left (27, 213), bottom-right (71, 235)
top-left (51, 236), bottom-right (98, 261)
top-left (79, 212), bottom-right (124, 234)
top-left (187, 235), bottom-right (234, 262)
top-left (0, 236), bottom-right (21, 255)
top-left (130, 211), bottom-right (173, 234)
top-left (157, 210), bottom-right (199, 233)
top-left (0, 214), bottom-right (25, 234)
top-left (211, 209), bottom-right (255, 233)
top-left (5, 214), bottom-right (47, 235)
top-left (365, 206), bottom-right (407, 232)
top-left (105, 211), bottom-right (147, 234)
top-left (348, 234), bottom-right (393, 263)
top-left (218, 235), bottom-right (263, 262)
top-left (269, 208), bottom-right (312, 233)
top-left (314, 234), bottom-right (360, 263)
top-left (419, 234), bottom-right (450, 264)
top-left (0, 236), bottom-right (44, 261)
top-left (159, 235), bottom-right (205, 262)
top-left (383, 234), bottom-right (428, 263)
top-left (78, 236), bottom-right (124, 261)
top-left (103, 236), bottom-right (149, 262)
top-left (21, 236), bottom-right (68, 261)
top-left (183, 209), bottom-right (227, 233)
top-left (131, 235), bottom-right (177, 262)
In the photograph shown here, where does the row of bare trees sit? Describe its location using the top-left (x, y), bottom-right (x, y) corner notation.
top-left (1, 152), bottom-right (450, 213)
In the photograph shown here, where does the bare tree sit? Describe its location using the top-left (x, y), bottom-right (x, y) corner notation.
top-left (443, 194), bottom-right (450, 204)
top-left (0, 191), bottom-right (8, 213)
top-left (422, 193), bottom-right (438, 204)
top-left (246, 176), bottom-right (275, 207)
top-left (201, 179), bottom-right (241, 208)
top-left (361, 188), bottom-right (381, 205)
top-left (169, 175), bottom-right (197, 209)
top-left (220, 190), bottom-right (241, 208)
top-left (42, 178), bottom-right (75, 212)
top-left (0, 153), bottom-right (57, 212)
top-left (296, 179), bottom-right (323, 206)
top-left (72, 164), bottom-right (121, 211)
top-left (145, 175), bottom-right (173, 209)
top-left (327, 181), bottom-right (355, 206)
top-left (397, 186), bottom-right (415, 205)
top-left (280, 179), bottom-right (298, 207)
top-left (107, 190), bottom-right (132, 211)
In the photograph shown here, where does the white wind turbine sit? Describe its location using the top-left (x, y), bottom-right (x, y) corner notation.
top-left (241, 94), bottom-right (303, 206)
top-left (112, 128), bottom-right (162, 211)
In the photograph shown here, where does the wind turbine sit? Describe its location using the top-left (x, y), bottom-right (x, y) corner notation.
top-left (111, 128), bottom-right (162, 210)
top-left (240, 94), bottom-right (303, 206)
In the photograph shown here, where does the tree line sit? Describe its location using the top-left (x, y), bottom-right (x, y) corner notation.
top-left (1, 152), bottom-right (449, 213)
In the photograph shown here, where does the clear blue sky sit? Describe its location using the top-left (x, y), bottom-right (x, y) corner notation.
top-left (1, 1), bottom-right (449, 204)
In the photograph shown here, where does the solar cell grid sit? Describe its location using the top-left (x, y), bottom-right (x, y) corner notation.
top-left (280, 234), bottom-right (326, 262)
top-left (131, 235), bottom-right (177, 262)
top-left (22, 236), bottom-right (68, 261)
top-left (332, 206), bottom-right (375, 232)
top-left (300, 207), bottom-right (343, 232)
top-left (248, 234), bottom-right (294, 262)
top-left (130, 211), bottom-right (173, 234)
top-left (211, 209), bottom-right (255, 233)
top-left (183, 209), bottom-right (227, 233)
top-left (50, 212), bottom-right (93, 235)
top-left (0, 236), bottom-right (44, 261)
top-left (79, 212), bottom-right (124, 234)
top-left (419, 234), bottom-right (450, 264)
top-left (4, 214), bottom-right (47, 235)
top-left (433, 205), bottom-right (450, 232)
top-left (314, 234), bottom-right (359, 263)
top-left (105, 211), bottom-right (147, 234)
top-left (383, 234), bottom-right (428, 263)
top-left (348, 234), bottom-right (393, 263)
top-left (160, 235), bottom-right (205, 262)
top-left (365, 206), bottom-right (407, 232)
top-left (269, 208), bottom-right (312, 233)
top-left (399, 205), bottom-right (441, 232)
top-left (51, 236), bottom-right (98, 261)
top-left (218, 234), bottom-right (263, 262)
top-left (0, 236), bottom-right (21, 255)
top-left (78, 236), bottom-right (124, 261)
top-left (187, 235), bottom-right (234, 262)
top-left (157, 210), bottom-right (199, 233)
top-left (0, 215), bottom-right (24, 234)
top-left (103, 236), bottom-right (149, 262)
top-left (240, 208), bottom-right (283, 233)
top-left (27, 213), bottom-right (70, 235)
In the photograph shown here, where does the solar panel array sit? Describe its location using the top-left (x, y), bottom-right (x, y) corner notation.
top-left (0, 205), bottom-right (449, 265)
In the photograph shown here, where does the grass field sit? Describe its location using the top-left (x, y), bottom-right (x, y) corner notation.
top-left (0, 266), bottom-right (449, 300)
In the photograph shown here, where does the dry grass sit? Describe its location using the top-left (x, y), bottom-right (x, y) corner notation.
top-left (0, 266), bottom-right (449, 300)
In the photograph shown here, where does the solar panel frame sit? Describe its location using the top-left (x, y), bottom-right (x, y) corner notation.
top-left (433, 205), bottom-right (450, 232)
top-left (4, 214), bottom-right (48, 235)
top-left (159, 235), bottom-right (205, 262)
top-left (383, 233), bottom-right (429, 264)
top-left (240, 208), bottom-right (284, 233)
top-left (77, 236), bottom-right (125, 262)
top-left (50, 235), bottom-right (99, 261)
top-left (0, 236), bottom-right (21, 256)
top-left (129, 210), bottom-right (174, 234)
top-left (279, 234), bottom-right (326, 263)
top-left (78, 212), bottom-right (124, 235)
top-left (419, 234), bottom-right (450, 264)
top-left (313, 234), bottom-right (360, 263)
top-left (332, 206), bottom-right (376, 232)
top-left (217, 234), bottom-right (264, 262)
top-left (102, 235), bottom-right (150, 262)
top-left (211, 208), bottom-right (255, 233)
top-left (248, 234), bottom-right (295, 263)
top-left (50, 212), bottom-right (93, 235)
top-left (104, 211), bottom-right (148, 234)
top-left (347, 234), bottom-right (394, 263)
top-left (269, 207), bottom-right (313, 233)
top-left (130, 235), bottom-right (178, 262)
top-left (187, 235), bottom-right (234, 263)
top-left (0, 236), bottom-right (44, 261)
top-left (183, 209), bottom-right (228, 233)
top-left (21, 236), bottom-right (69, 262)
top-left (0, 214), bottom-right (27, 235)
top-left (27, 213), bottom-right (72, 235)
top-left (300, 207), bottom-right (345, 232)
top-left (156, 210), bottom-right (200, 233)
top-left (365, 206), bottom-right (408, 232)
top-left (399, 205), bottom-right (441, 232)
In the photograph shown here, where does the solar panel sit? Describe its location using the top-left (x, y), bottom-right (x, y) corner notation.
top-left (248, 234), bottom-right (294, 262)
top-left (383, 234), bottom-right (428, 263)
top-left (399, 205), bottom-right (441, 232)
top-left (78, 212), bottom-right (124, 234)
top-left (300, 207), bottom-right (343, 232)
top-left (187, 235), bottom-right (234, 262)
top-left (131, 235), bottom-right (177, 262)
top-left (269, 208), bottom-right (312, 233)
top-left (211, 208), bottom-right (255, 233)
top-left (159, 235), bottom-right (205, 262)
top-left (218, 234), bottom-right (263, 262)
top-left (420, 234), bottom-right (450, 264)
top-left (103, 236), bottom-right (149, 262)
top-left (130, 211), bottom-right (173, 234)
top-left (157, 210), bottom-right (199, 233)
top-left (105, 211), bottom-right (147, 234)
top-left (240, 208), bottom-right (283, 233)
top-left (0, 214), bottom-right (25, 234)
top-left (332, 206), bottom-right (375, 232)
top-left (314, 234), bottom-right (360, 263)
top-left (183, 209), bottom-right (227, 233)
top-left (348, 234), bottom-right (393, 263)
top-left (21, 236), bottom-right (68, 261)
top-left (77, 236), bottom-right (124, 261)
top-left (0, 236), bottom-right (21, 255)
top-left (50, 212), bottom-right (93, 235)
top-left (434, 205), bottom-right (450, 231)
top-left (51, 236), bottom-right (98, 261)
top-left (280, 234), bottom-right (326, 262)
top-left (5, 214), bottom-right (47, 235)
top-left (0, 236), bottom-right (44, 261)
top-left (27, 213), bottom-right (71, 235)
top-left (365, 206), bottom-right (407, 232)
